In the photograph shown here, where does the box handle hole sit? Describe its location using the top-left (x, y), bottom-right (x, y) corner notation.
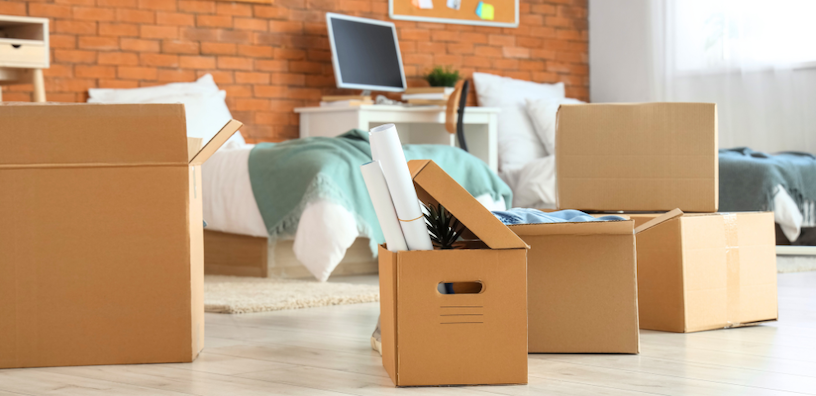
top-left (437, 281), bottom-right (483, 294)
top-left (11, 44), bottom-right (21, 49)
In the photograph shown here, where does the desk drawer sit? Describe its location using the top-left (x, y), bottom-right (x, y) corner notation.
top-left (0, 40), bottom-right (46, 67)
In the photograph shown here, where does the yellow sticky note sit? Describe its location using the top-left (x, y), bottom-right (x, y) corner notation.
top-left (481, 3), bottom-right (495, 20)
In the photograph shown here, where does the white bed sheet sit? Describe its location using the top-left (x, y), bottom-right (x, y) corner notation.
top-left (202, 146), bottom-right (506, 281)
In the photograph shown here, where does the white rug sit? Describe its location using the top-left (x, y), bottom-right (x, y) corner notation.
top-left (777, 255), bottom-right (816, 273)
top-left (204, 275), bottom-right (379, 314)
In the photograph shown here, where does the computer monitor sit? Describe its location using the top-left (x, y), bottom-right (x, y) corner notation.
top-left (326, 13), bottom-right (407, 93)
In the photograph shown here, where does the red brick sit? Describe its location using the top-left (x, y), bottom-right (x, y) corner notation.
top-left (141, 25), bottom-right (178, 39)
top-left (0, 0), bottom-right (26, 15)
top-left (75, 65), bottom-right (116, 79)
top-left (218, 29), bottom-right (252, 43)
top-left (274, 48), bottom-right (305, 60)
top-left (233, 98), bottom-right (270, 111)
top-left (253, 5), bottom-right (288, 19)
top-left (99, 22), bottom-right (139, 37)
top-left (202, 70), bottom-right (234, 84)
top-left (162, 40), bottom-right (199, 54)
top-left (157, 12), bottom-right (196, 26)
top-left (50, 35), bottom-right (77, 49)
top-left (202, 42), bottom-right (237, 55)
top-left (73, 6), bottom-right (115, 21)
top-left (55, 20), bottom-right (96, 35)
top-left (447, 42), bottom-right (474, 55)
top-left (430, 30), bottom-right (458, 42)
top-left (179, 0), bottom-right (215, 13)
top-left (121, 38), bottom-right (160, 52)
top-left (43, 64), bottom-right (74, 78)
top-left (217, 56), bottom-right (253, 71)
top-left (234, 17), bottom-right (268, 31)
top-left (503, 47), bottom-right (531, 59)
top-left (271, 72), bottom-right (304, 85)
top-left (76, 37), bottom-right (117, 51)
top-left (98, 52), bottom-right (139, 66)
top-left (489, 34), bottom-right (515, 47)
top-left (180, 55), bottom-right (216, 69)
top-left (238, 44), bottom-right (273, 58)
top-left (48, 78), bottom-right (97, 93)
top-left (157, 69), bottom-right (197, 82)
top-left (463, 56), bottom-right (492, 68)
top-left (402, 53), bottom-right (432, 65)
top-left (493, 58), bottom-right (519, 70)
top-left (287, 87), bottom-right (321, 100)
top-left (222, 84), bottom-right (253, 98)
top-left (256, 60), bottom-right (288, 72)
top-left (196, 15), bottom-right (233, 28)
top-left (98, 79), bottom-right (140, 88)
top-left (139, 0), bottom-right (176, 11)
top-left (474, 46), bottom-right (502, 57)
top-left (235, 72), bottom-right (270, 84)
top-left (117, 8), bottom-right (155, 24)
top-left (118, 66), bottom-right (158, 80)
top-left (254, 85), bottom-right (287, 98)
top-left (400, 28), bottom-right (430, 41)
top-left (216, 2), bottom-right (252, 16)
top-left (98, 0), bottom-right (138, 7)
top-left (269, 21), bottom-right (302, 34)
top-left (140, 53), bottom-right (180, 67)
top-left (181, 27), bottom-right (218, 42)
top-left (29, 3), bottom-right (73, 18)
top-left (53, 49), bottom-right (97, 64)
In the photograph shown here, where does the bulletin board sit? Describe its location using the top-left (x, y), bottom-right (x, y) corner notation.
top-left (390, 0), bottom-right (518, 28)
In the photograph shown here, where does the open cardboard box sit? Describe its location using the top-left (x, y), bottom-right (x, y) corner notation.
top-left (0, 103), bottom-right (241, 368)
top-left (556, 103), bottom-right (719, 212)
top-left (378, 160), bottom-right (528, 387)
top-left (510, 218), bottom-right (640, 353)
top-left (632, 210), bottom-right (778, 332)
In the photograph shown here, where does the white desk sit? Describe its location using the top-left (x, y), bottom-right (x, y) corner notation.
top-left (294, 105), bottom-right (500, 172)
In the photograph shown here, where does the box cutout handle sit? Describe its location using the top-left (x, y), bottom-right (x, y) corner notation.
top-left (437, 281), bottom-right (483, 294)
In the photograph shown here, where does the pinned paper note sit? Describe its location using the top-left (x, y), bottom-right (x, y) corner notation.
top-left (418, 0), bottom-right (434, 9)
top-left (447, 0), bottom-right (461, 10)
top-left (475, 1), bottom-right (495, 20)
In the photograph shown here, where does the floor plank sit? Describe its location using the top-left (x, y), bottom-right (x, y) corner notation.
top-left (0, 271), bottom-right (813, 395)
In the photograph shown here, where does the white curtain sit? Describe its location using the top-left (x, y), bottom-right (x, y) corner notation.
top-left (590, 0), bottom-right (816, 154)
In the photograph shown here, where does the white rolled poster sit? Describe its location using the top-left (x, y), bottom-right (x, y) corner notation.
top-left (360, 161), bottom-right (408, 252)
top-left (369, 124), bottom-right (433, 251)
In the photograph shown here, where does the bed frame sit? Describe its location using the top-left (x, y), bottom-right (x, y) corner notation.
top-left (203, 230), bottom-right (378, 279)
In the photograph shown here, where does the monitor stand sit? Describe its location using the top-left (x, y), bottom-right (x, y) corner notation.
top-left (360, 90), bottom-right (371, 97)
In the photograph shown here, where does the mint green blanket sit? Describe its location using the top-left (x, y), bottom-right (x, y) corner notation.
top-left (248, 129), bottom-right (512, 252)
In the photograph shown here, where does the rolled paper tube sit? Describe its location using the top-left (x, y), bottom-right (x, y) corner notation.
top-left (369, 124), bottom-right (433, 251)
top-left (360, 161), bottom-right (408, 252)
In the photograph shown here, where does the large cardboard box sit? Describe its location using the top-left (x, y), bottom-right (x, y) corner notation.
top-left (556, 103), bottom-right (718, 212)
top-left (0, 103), bottom-right (241, 369)
top-left (510, 219), bottom-right (640, 353)
top-left (633, 210), bottom-right (778, 332)
top-left (379, 160), bottom-right (528, 387)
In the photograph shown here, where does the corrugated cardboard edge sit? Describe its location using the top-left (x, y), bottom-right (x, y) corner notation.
top-left (189, 119), bottom-right (243, 165)
top-left (635, 209), bottom-right (684, 234)
top-left (407, 160), bottom-right (528, 250)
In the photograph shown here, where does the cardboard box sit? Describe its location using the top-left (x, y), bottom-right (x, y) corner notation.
top-left (379, 160), bottom-right (528, 387)
top-left (510, 219), bottom-right (640, 354)
top-left (633, 210), bottom-right (778, 332)
top-left (556, 103), bottom-right (718, 212)
top-left (0, 103), bottom-right (241, 369)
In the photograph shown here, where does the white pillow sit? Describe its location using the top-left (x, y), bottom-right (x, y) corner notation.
top-left (141, 90), bottom-right (245, 147)
top-left (88, 74), bottom-right (219, 103)
top-left (87, 74), bottom-right (245, 147)
top-left (525, 97), bottom-right (584, 156)
top-left (472, 72), bottom-right (564, 172)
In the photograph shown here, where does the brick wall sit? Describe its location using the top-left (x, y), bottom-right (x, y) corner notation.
top-left (1, 0), bottom-right (588, 142)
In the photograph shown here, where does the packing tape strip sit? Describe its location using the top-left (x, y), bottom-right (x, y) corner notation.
top-left (399, 214), bottom-right (424, 223)
top-left (724, 214), bottom-right (741, 326)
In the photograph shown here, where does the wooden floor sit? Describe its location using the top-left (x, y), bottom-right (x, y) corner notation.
top-left (1, 272), bottom-right (815, 395)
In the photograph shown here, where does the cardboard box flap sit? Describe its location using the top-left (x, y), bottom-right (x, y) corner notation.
top-left (189, 120), bottom-right (243, 165)
top-left (635, 209), bottom-right (684, 234)
top-left (510, 219), bottom-right (633, 236)
top-left (0, 103), bottom-right (189, 167)
top-left (408, 160), bottom-right (527, 250)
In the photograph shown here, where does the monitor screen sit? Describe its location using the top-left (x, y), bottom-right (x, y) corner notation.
top-left (327, 14), bottom-right (406, 92)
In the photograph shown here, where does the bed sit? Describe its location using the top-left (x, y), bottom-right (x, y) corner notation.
top-left (201, 136), bottom-right (509, 281)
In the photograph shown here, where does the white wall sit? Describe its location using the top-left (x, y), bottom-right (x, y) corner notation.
top-left (588, 0), bottom-right (816, 154)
